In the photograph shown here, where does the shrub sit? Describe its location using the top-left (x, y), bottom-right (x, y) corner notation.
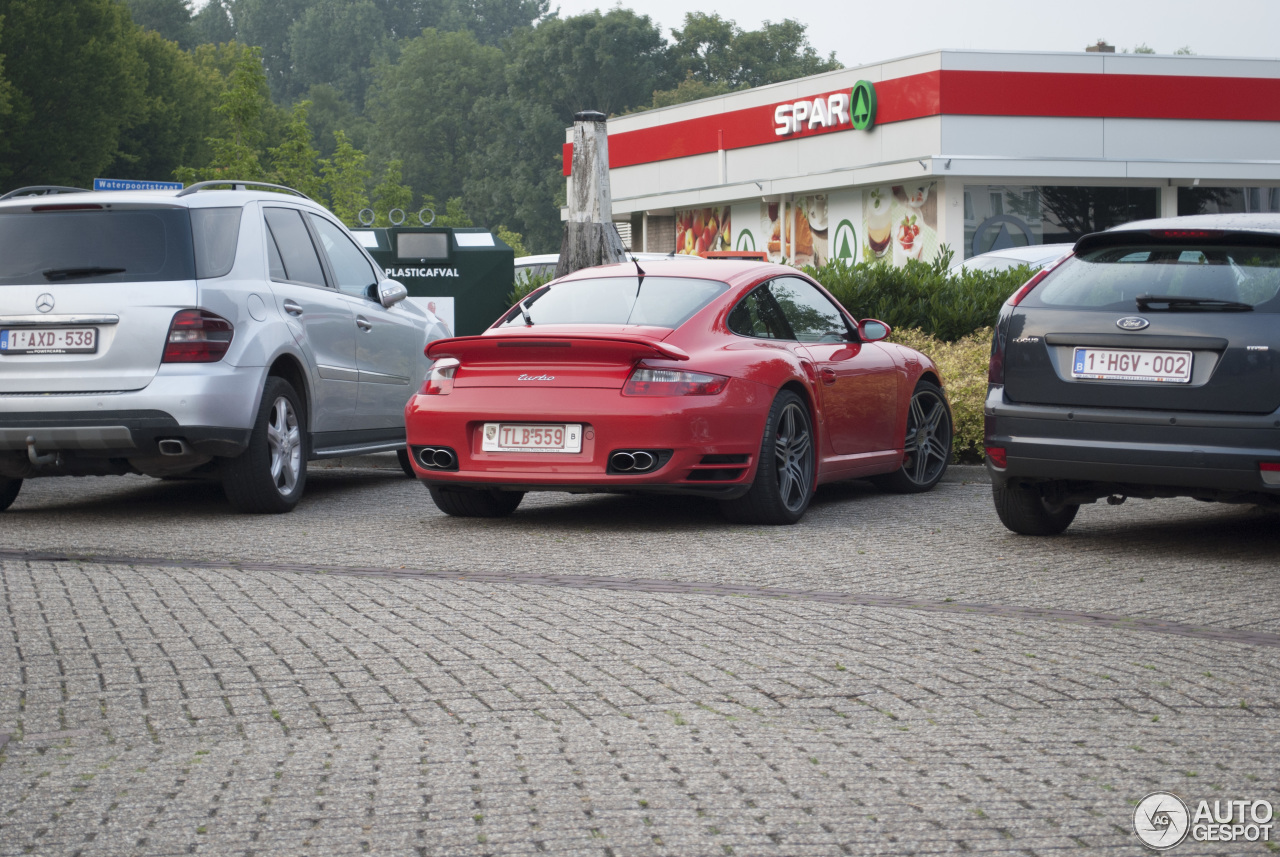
top-left (807, 256), bottom-right (1031, 342)
top-left (889, 327), bottom-right (992, 463)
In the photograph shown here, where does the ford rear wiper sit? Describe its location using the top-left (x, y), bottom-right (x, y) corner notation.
top-left (42, 266), bottom-right (126, 281)
top-left (1135, 294), bottom-right (1253, 312)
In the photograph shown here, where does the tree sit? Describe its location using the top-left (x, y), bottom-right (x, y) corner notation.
top-left (728, 19), bottom-right (840, 90)
top-left (0, 0), bottom-right (146, 188)
top-left (367, 28), bottom-right (504, 203)
top-left (657, 14), bottom-right (840, 108)
top-left (175, 44), bottom-right (273, 183)
top-left (650, 73), bottom-right (732, 109)
top-left (667, 12), bottom-right (737, 86)
top-left (106, 29), bottom-right (222, 182)
top-left (503, 10), bottom-right (669, 121)
top-left (190, 0), bottom-right (235, 45)
top-left (122, 0), bottom-right (193, 48)
top-left (286, 0), bottom-right (387, 107)
top-left (371, 159), bottom-right (415, 226)
top-left (228, 0), bottom-right (308, 99)
top-left (463, 93), bottom-right (565, 252)
top-left (437, 0), bottom-right (551, 45)
top-left (320, 130), bottom-right (371, 226)
top-left (269, 101), bottom-right (323, 199)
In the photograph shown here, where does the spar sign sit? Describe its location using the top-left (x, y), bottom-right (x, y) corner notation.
top-left (774, 80), bottom-right (877, 136)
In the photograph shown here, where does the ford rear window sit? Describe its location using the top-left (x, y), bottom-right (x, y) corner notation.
top-left (1029, 243), bottom-right (1280, 311)
top-left (499, 277), bottom-right (728, 328)
top-left (0, 208), bottom-right (196, 284)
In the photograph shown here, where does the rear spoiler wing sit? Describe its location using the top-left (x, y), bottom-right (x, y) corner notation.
top-left (427, 334), bottom-right (690, 362)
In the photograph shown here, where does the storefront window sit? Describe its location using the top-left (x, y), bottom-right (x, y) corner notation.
top-left (963, 185), bottom-right (1159, 258)
top-left (1178, 186), bottom-right (1280, 216)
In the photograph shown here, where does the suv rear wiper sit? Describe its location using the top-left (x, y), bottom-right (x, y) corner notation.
top-left (42, 266), bottom-right (126, 281)
top-left (1135, 294), bottom-right (1253, 312)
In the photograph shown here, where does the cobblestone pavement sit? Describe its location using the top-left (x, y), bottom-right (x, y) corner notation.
top-left (1, 462), bottom-right (1278, 856)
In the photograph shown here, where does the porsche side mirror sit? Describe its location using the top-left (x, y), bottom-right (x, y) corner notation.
top-left (859, 319), bottom-right (891, 342)
top-left (378, 279), bottom-right (408, 308)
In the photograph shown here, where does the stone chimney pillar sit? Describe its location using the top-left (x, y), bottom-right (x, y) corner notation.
top-left (555, 110), bottom-right (627, 278)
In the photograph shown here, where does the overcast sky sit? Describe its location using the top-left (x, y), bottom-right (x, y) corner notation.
top-left (552, 0), bottom-right (1279, 67)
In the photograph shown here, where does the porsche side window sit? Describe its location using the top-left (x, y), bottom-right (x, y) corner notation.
top-left (767, 277), bottom-right (850, 342)
top-left (263, 207), bottom-right (327, 288)
top-left (727, 288), bottom-right (791, 339)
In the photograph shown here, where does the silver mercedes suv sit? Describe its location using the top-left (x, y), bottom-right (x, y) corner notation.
top-left (0, 181), bottom-right (448, 513)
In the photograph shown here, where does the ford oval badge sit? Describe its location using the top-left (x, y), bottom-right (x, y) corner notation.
top-left (1116, 316), bottom-right (1150, 331)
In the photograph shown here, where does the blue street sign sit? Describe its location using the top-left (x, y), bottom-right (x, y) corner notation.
top-left (93, 178), bottom-right (184, 191)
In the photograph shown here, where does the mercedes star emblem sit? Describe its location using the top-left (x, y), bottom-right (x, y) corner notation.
top-left (35, 293), bottom-right (55, 313)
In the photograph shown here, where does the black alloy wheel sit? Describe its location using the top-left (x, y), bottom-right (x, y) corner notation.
top-left (872, 380), bottom-right (952, 494)
top-left (720, 390), bottom-right (815, 525)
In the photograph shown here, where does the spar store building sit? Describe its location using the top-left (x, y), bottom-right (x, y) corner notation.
top-left (564, 49), bottom-right (1280, 267)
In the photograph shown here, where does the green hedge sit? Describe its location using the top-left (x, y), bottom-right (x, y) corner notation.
top-left (806, 254), bottom-right (1032, 342)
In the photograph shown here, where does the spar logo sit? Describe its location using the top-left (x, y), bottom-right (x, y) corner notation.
top-left (773, 80), bottom-right (877, 137)
top-left (1133, 792), bottom-right (1274, 850)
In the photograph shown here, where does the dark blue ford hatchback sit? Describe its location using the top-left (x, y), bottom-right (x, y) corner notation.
top-left (985, 213), bottom-right (1280, 534)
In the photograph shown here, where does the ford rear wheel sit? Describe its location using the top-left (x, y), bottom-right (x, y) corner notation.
top-left (993, 481), bottom-right (1079, 535)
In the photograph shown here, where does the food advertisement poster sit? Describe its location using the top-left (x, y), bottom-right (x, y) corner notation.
top-left (863, 183), bottom-right (939, 266)
top-left (760, 196), bottom-right (829, 267)
top-left (675, 206), bottom-right (732, 256)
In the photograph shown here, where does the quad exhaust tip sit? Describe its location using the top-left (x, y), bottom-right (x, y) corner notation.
top-left (416, 446), bottom-right (456, 470)
top-left (610, 450), bottom-right (657, 472)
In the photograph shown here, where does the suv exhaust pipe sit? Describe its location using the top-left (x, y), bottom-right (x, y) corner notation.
top-left (157, 438), bottom-right (191, 456)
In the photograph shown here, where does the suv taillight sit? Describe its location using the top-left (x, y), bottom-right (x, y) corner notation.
top-left (163, 309), bottom-right (234, 363)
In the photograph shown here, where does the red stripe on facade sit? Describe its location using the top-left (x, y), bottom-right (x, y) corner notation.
top-left (562, 69), bottom-right (1280, 176)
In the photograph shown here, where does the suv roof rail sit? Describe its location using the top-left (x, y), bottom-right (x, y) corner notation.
top-left (176, 180), bottom-right (311, 200)
top-left (0, 185), bottom-right (93, 200)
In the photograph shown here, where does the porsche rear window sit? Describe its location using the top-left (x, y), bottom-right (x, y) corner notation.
top-left (1030, 244), bottom-right (1280, 311)
top-left (0, 208), bottom-right (196, 284)
top-left (499, 277), bottom-right (727, 328)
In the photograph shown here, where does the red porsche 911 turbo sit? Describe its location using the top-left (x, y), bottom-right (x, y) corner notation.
top-left (404, 259), bottom-right (952, 524)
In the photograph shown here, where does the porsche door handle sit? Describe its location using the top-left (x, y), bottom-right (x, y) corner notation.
top-left (282, 299), bottom-right (303, 316)
top-left (355, 316), bottom-right (373, 331)
top-left (819, 368), bottom-right (837, 385)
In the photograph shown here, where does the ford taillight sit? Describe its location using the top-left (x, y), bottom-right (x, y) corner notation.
top-left (163, 309), bottom-right (233, 363)
top-left (422, 358), bottom-right (459, 395)
top-left (623, 367), bottom-right (729, 396)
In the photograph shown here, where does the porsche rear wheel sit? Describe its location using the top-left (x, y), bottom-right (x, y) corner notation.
top-left (871, 380), bottom-right (952, 494)
top-left (428, 485), bottom-right (524, 518)
top-left (720, 390), bottom-right (815, 525)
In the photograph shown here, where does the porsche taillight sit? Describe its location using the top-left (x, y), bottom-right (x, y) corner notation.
top-left (623, 367), bottom-right (729, 396)
top-left (163, 309), bottom-right (233, 363)
top-left (422, 358), bottom-right (460, 395)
